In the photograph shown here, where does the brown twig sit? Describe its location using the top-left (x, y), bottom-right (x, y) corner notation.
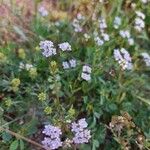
top-left (0, 127), bottom-right (48, 150)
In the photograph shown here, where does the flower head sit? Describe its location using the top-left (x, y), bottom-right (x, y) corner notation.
top-left (114, 48), bottom-right (133, 70)
top-left (38, 6), bottom-right (48, 17)
top-left (59, 42), bottom-right (71, 51)
top-left (71, 118), bottom-right (91, 144)
top-left (42, 125), bottom-right (62, 150)
top-left (39, 40), bottom-right (56, 57)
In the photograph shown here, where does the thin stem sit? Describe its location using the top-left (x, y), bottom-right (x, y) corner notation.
top-left (0, 127), bottom-right (48, 150)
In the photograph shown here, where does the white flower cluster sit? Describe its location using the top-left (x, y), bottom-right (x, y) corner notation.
top-left (19, 62), bottom-right (33, 70)
top-left (114, 48), bottom-right (133, 70)
top-left (94, 33), bottom-right (110, 46)
top-left (84, 33), bottom-right (90, 41)
top-left (99, 17), bottom-right (107, 33)
top-left (113, 16), bottom-right (122, 29)
top-left (38, 6), bottom-right (48, 17)
top-left (58, 42), bottom-right (72, 51)
top-left (62, 59), bottom-right (77, 69)
top-left (72, 13), bottom-right (85, 32)
top-left (141, 52), bottom-right (150, 67)
top-left (141, 0), bottom-right (149, 3)
top-left (134, 11), bottom-right (145, 32)
top-left (39, 40), bottom-right (56, 57)
top-left (119, 30), bottom-right (134, 45)
top-left (81, 65), bottom-right (92, 81)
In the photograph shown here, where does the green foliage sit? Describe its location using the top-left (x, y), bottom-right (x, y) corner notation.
top-left (0, 0), bottom-right (150, 149)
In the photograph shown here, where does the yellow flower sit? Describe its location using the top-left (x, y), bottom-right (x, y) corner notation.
top-left (29, 68), bottom-right (37, 79)
top-left (0, 52), bottom-right (7, 63)
top-left (49, 61), bottom-right (58, 74)
top-left (5, 98), bottom-right (12, 108)
top-left (44, 106), bottom-right (52, 115)
top-left (38, 92), bottom-right (46, 101)
top-left (35, 46), bottom-right (40, 52)
top-left (18, 48), bottom-right (26, 59)
top-left (11, 78), bottom-right (20, 87)
top-left (68, 107), bottom-right (75, 117)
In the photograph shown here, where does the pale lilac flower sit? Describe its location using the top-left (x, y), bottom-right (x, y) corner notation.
top-left (73, 129), bottom-right (91, 144)
top-left (99, 17), bottom-right (107, 32)
top-left (119, 30), bottom-right (130, 38)
top-left (72, 14), bottom-right (85, 32)
top-left (114, 48), bottom-right (133, 70)
top-left (62, 61), bottom-right (70, 69)
top-left (134, 11), bottom-right (145, 32)
top-left (39, 40), bottom-right (56, 57)
top-left (141, 52), bottom-right (150, 66)
top-left (113, 16), bottom-right (121, 29)
top-left (42, 125), bottom-right (62, 138)
top-left (69, 59), bottom-right (77, 68)
top-left (81, 65), bottom-right (92, 81)
top-left (81, 73), bottom-right (91, 81)
top-left (42, 125), bottom-right (62, 150)
top-left (94, 37), bottom-right (104, 46)
top-left (59, 42), bottom-right (71, 51)
top-left (71, 118), bottom-right (91, 144)
top-left (38, 6), bottom-right (48, 17)
top-left (82, 65), bottom-right (92, 74)
top-left (119, 30), bottom-right (134, 45)
top-left (42, 137), bottom-right (62, 150)
top-left (102, 33), bottom-right (110, 41)
top-left (78, 118), bottom-right (88, 128)
top-left (63, 59), bottom-right (77, 69)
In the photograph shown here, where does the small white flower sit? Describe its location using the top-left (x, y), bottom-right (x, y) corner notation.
top-left (62, 61), bottom-right (70, 69)
top-left (95, 37), bottom-right (104, 46)
top-left (136, 11), bottom-right (145, 19)
top-left (77, 13), bottom-right (85, 20)
top-left (25, 64), bottom-right (33, 71)
top-left (19, 62), bottom-right (25, 69)
top-left (141, 52), bottom-right (150, 66)
top-left (84, 33), bottom-right (90, 41)
top-left (38, 6), bottom-right (48, 17)
top-left (128, 38), bottom-right (134, 45)
top-left (141, 0), bottom-right (150, 3)
top-left (114, 16), bottom-right (121, 29)
top-left (102, 33), bottom-right (110, 41)
top-left (82, 65), bottom-right (92, 74)
top-left (59, 42), bottom-right (72, 51)
top-left (81, 73), bottom-right (91, 81)
top-left (69, 59), bottom-right (77, 68)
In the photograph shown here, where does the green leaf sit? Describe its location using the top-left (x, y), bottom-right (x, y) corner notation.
top-left (20, 140), bottom-right (24, 150)
top-left (2, 132), bottom-right (12, 142)
top-left (9, 140), bottom-right (19, 150)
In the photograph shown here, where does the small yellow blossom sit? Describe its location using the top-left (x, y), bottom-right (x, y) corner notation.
top-left (44, 106), bottom-right (52, 115)
top-left (18, 48), bottom-right (26, 59)
top-left (11, 78), bottom-right (20, 87)
top-left (5, 98), bottom-right (12, 108)
top-left (0, 52), bottom-right (7, 63)
top-left (38, 92), bottom-right (46, 101)
top-left (29, 68), bottom-right (37, 78)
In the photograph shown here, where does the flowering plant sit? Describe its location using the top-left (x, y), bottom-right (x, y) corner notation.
top-left (0, 0), bottom-right (150, 150)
